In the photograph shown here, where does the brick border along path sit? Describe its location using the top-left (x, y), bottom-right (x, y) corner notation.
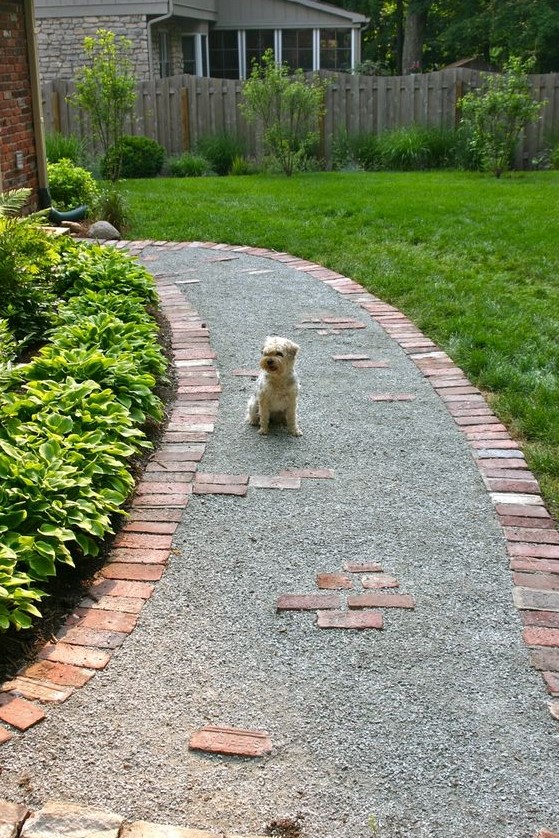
top-left (0, 239), bottom-right (557, 747)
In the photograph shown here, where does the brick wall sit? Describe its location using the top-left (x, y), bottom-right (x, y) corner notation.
top-left (36, 15), bottom-right (151, 81)
top-left (0, 0), bottom-right (39, 199)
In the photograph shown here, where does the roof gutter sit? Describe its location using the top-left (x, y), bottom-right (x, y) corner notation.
top-left (147, 0), bottom-right (174, 80)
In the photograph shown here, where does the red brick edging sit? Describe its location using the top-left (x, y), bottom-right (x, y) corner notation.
top-left (1, 238), bottom-right (557, 744)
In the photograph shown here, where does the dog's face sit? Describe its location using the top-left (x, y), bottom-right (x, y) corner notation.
top-left (259, 336), bottom-right (299, 375)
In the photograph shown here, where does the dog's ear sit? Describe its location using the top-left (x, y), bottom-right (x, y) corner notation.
top-left (286, 340), bottom-right (300, 357)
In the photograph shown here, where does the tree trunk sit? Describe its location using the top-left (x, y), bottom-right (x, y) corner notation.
top-left (395, 0), bottom-right (405, 75)
top-left (402, 4), bottom-right (428, 74)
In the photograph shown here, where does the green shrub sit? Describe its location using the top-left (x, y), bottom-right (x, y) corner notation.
top-left (195, 133), bottom-right (246, 176)
top-left (55, 241), bottom-right (158, 303)
top-left (459, 56), bottom-right (545, 178)
top-left (0, 239), bottom-right (166, 632)
top-left (376, 126), bottom-right (456, 170)
top-left (47, 158), bottom-right (99, 211)
top-left (550, 142), bottom-right (559, 169)
top-left (230, 155), bottom-right (258, 176)
top-left (0, 215), bottom-right (61, 345)
top-left (0, 320), bottom-right (15, 366)
top-left (94, 183), bottom-right (132, 232)
top-left (101, 135), bottom-right (165, 179)
top-left (240, 50), bottom-right (327, 177)
top-left (169, 153), bottom-right (210, 177)
top-left (350, 133), bottom-right (382, 171)
top-left (45, 132), bottom-right (85, 165)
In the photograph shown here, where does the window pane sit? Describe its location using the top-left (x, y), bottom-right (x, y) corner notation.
top-left (246, 29), bottom-right (274, 71)
top-left (182, 36), bottom-right (196, 75)
top-left (282, 29), bottom-right (313, 72)
top-left (320, 28), bottom-right (351, 71)
top-left (209, 30), bottom-right (239, 79)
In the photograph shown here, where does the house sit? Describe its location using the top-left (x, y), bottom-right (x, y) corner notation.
top-left (34, 0), bottom-right (369, 82)
top-left (0, 0), bottom-right (48, 209)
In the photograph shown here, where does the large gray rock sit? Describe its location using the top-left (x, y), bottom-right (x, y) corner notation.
top-left (21, 800), bottom-right (122, 838)
top-left (88, 221), bottom-right (121, 241)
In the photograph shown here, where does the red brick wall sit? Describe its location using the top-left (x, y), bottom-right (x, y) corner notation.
top-left (0, 0), bottom-right (39, 201)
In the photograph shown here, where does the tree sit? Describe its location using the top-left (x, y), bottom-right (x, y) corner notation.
top-left (70, 29), bottom-right (137, 181)
top-left (459, 56), bottom-right (545, 177)
top-left (240, 50), bottom-right (328, 176)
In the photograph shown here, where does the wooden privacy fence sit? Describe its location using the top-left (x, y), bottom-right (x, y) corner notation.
top-left (42, 68), bottom-right (559, 168)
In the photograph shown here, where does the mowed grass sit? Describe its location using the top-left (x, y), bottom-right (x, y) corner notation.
top-left (125, 170), bottom-right (559, 518)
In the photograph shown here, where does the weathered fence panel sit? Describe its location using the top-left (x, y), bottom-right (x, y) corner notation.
top-left (42, 68), bottom-right (559, 168)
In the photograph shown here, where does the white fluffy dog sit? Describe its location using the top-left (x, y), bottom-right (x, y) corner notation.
top-left (246, 336), bottom-right (302, 436)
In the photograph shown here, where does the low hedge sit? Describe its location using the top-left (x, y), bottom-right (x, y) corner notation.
top-left (0, 239), bottom-right (166, 632)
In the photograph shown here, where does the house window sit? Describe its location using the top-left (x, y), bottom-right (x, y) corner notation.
top-left (319, 29), bottom-right (351, 71)
top-left (159, 31), bottom-right (171, 77)
top-left (208, 30), bottom-right (239, 79)
top-left (282, 29), bottom-right (313, 72)
top-left (182, 35), bottom-right (196, 75)
top-left (246, 29), bottom-right (274, 72)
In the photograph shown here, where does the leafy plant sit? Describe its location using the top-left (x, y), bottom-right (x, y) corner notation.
top-left (70, 29), bottom-right (137, 181)
top-left (45, 132), bottom-right (85, 165)
top-left (94, 183), bottom-right (132, 233)
top-left (241, 49), bottom-right (328, 177)
top-left (169, 153), bottom-right (210, 178)
top-left (195, 133), bottom-right (246, 176)
top-left (55, 241), bottom-right (158, 303)
top-left (47, 158), bottom-right (99, 211)
top-left (459, 56), bottom-right (545, 177)
top-left (101, 135), bottom-right (165, 179)
top-left (0, 213), bottom-right (61, 346)
top-left (376, 126), bottom-right (456, 170)
top-left (0, 188), bottom-right (32, 217)
top-left (230, 155), bottom-right (258, 176)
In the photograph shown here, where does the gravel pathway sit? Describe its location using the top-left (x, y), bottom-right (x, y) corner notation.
top-left (1, 245), bottom-right (558, 838)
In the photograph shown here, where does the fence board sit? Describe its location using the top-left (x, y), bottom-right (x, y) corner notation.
top-left (41, 68), bottom-right (559, 169)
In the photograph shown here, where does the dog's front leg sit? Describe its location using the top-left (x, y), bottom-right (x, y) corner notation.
top-left (258, 396), bottom-right (270, 435)
top-left (286, 403), bottom-right (302, 437)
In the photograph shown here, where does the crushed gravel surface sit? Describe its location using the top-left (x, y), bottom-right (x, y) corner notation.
top-left (0, 247), bottom-right (557, 838)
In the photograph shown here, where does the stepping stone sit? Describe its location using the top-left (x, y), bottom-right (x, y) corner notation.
top-left (316, 573), bottom-right (353, 590)
top-left (189, 725), bottom-right (272, 757)
top-left (21, 800), bottom-right (122, 837)
top-left (0, 799), bottom-right (29, 833)
top-left (277, 594), bottom-right (340, 611)
top-left (317, 610), bottom-right (383, 630)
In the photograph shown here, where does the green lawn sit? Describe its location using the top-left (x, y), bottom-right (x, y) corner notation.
top-left (125, 170), bottom-right (559, 518)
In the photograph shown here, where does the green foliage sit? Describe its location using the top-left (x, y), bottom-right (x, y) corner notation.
top-left (94, 183), bottom-right (132, 233)
top-left (47, 158), bottom-right (100, 211)
top-left (101, 135), bottom-right (165, 179)
top-left (459, 57), bottom-right (545, 177)
top-left (0, 320), bottom-right (16, 366)
top-left (70, 29), bottom-right (137, 181)
top-left (169, 152), bottom-right (210, 178)
top-left (332, 130), bottom-right (382, 171)
top-left (550, 141), bottom-right (559, 170)
top-left (195, 133), bottom-right (246, 176)
top-left (241, 50), bottom-right (328, 177)
top-left (45, 132), bottom-right (85, 165)
top-left (376, 125), bottom-right (456, 170)
top-left (54, 241), bottom-right (158, 303)
top-left (0, 238), bottom-right (165, 631)
top-left (0, 188), bottom-right (32, 217)
top-left (333, 126), bottom-right (456, 171)
top-left (0, 214), bottom-right (61, 346)
top-left (230, 155), bottom-right (258, 176)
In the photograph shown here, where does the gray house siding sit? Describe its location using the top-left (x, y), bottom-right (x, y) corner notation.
top-left (35, 0), bottom-right (367, 81)
top-left (215, 0), bottom-right (363, 28)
